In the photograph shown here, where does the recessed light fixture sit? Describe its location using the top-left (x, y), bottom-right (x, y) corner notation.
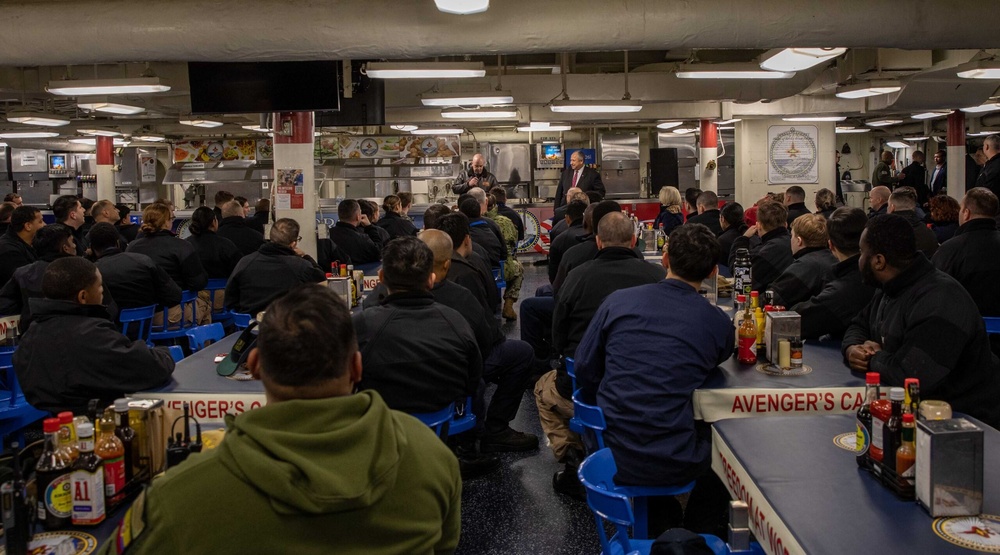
top-left (961, 103), bottom-right (1000, 114)
top-left (956, 60), bottom-right (1000, 80)
top-left (517, 122), bottom-right (571, 132)
top-left (783, 116), bottom-right (847, 122)
top-left (760, 48), bottom-right (847, 72)
top-left (68, 137), bottom-right (128, 146)
top-left (411, 128), bottom-right (464, 135)
top-left (836, 127), bottom-right (870, 134)
top-left (866, 119), bottom-right (904, 127)
top-left (6, 111), bottom-right (70, 127)
top-left (440, 107), bottom-right (518, 120)
top-left (77, 128), bottom-right (122, 137)
top-left (716, 118), bottom-right (742, 125)
top-left (968, 130), bottom-right (1000, 137)
top-left (676, 63), bottom-right (795, 79)
top-left (911, 112), bottom-right (950, 120)
top-left (434, 0), bottom-right (488, 15)
top-left (133, 133), bottom-right (166, 142)
top-left (241, 124), bottom-right (270, 133)
top-left (47, 77), bottom-right (170, 96)
top-left (718, 126), bottom-right (736, 131)
top-left (390, 125), bottom-right (419, 132)
top-left (886, 141), bottom-right (910, 149)
top-left (835, 80), bottom-right (902, 99)
top-left (672, 127), bottom-right (699, 134)
top-left (421, 91), bottom-right (513, 107)
top-left (550, 99), bottom-right (642, 113)
top-left (365, 62), bottom-right (486, 79)
top-left (76, 97), bottom-right (145, 115)
top-left (0, 130), bottom-right (60, 139)
top-left (656, 121), bottom-right (684, 130)
top-left (180, 118), bottom-right (224, 128)
top-left (905, 136), bottom-right (929, 141)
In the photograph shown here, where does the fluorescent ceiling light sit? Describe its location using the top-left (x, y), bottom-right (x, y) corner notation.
top-left (912, 112), bottom-right (950, 120)
top-left (440, 107), bottom-right (518, 120)
top-left (411, 128), bottom-right (464, 135)
top-left (835, 80), bottom-right (902, 99)
top-left (672, 127), bottom-right (698, 134)
top-left (133, 133), bottom-right (165, 142)
top-left (656, 121), bottom-right (683, 130)
top-left (956, 60), bottom-right (1000, 79)
top-left (886, 141), bottom-right (910, 149)
top-left (517, 122), bottom-right (571, 132)
top-left (0, 130), bottom-right (60, 139)
top-left (180, 118), bottom-right (224, 128)
top-left (6, 111), bottom-right (70, 127)
top-left (47, 77), bottom-right (170, 96)
top-left (434, 0), bottom-right (488, 14)
top-left (716, 118), bottom-right (742, 125)
top-left (77, 128), bottom-right (122, 137)
top-left (961, 103), bottom-right (1000, 114)
top-left (905, 136), bottom-right (929, 141)
top-left (676, 64), bottom-right (794, 79)
top-left (836, 127), bottom-right (870, 134)
top-left (783, 116), bottom-right (847, 122)
top-left (366, 62), bottom-right (485, 79)
top-left (241, 124), bottom-right (270, 132)
top-left (68, 137), bottom-right (127, 146)
top-left (760, 48), bottom-right (847, 72)
top-left (390, 125), bottom-right (418, 132)
top-left (550, 99), bottom-right (642, 113)
top-left (866, 119), bottom-right (904, 127)
top-left (718, 126), bottom-right (736, 131)
top-left (969, 130), bottom-right (1000, 137)
top-left (76, 97), bottom-right (145, 115)
top-left (421, 91), bottom-right (513, 106)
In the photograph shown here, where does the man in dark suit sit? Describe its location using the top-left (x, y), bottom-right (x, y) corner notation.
top-left (929, 150), bottom-right (947, 197)
top-left (554, 151), bottom-right (605, 209)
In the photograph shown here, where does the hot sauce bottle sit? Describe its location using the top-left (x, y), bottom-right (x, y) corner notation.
top-left (737, 303), bottom-right (758, 365)
top-left (96, 409), bottom-right (125, 504)
top-left (856, 372), bottom-right (880, 468)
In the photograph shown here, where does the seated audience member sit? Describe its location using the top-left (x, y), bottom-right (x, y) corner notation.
top-left (547, 200), bottom-right (588, 283)
top-left (50, 195), bottom-right (88, 256)
top-left (0, 202), bottom-right (15, 236)
top-left (551, 201), bottom-right (625, 293)
top-left (888, 187), bottom-right (938, 257)
top-left (491, 188), bottom-right (524, 241)
top-left (217, 200), bottom-right (265, 256)
top-left (868, 186), bottom-right (891, 218)
top-left (225, 218), bottom-right (326, 316)
top-left (460, 189), bottom-right (507, 267)
top-left (684, 187), bottom-right (701, 219)
top-left (360, 199), bottom-right (391, 246)
top-left (685, 190), bottom-right (723, 235)
top-left (247, 198), bottom-right (270, 235)
top-left (234, 196), bottom-right (251, 217)
top-left (539, 212), bottom-right (666, 498)
top-left (717, 202), bottom-right (746, 268)
top-left (185, 207), bottom-right (243, 280)
top-left (3, 193), bottom-right (21, 207)
top-left (0, 206), bottom-right (43, 286)
top-left (329, 199), bottom-right (383, 265)
top-left (78, 197), bottom-right (96, 240)
top-left (933, 188), bottom-right (1000, 356)
top-left (728, 201), bottom-right (793, 294)
top-left (397, 191), bottom-right (415, 220)
top-left (376, 194), bottom-right (418, 241)
top-left (791, 208), bottom-right (876, 339)
top-left (126, 203), bottom-right (210, 326)
top-left (576, 223), bottom-right (733, 535)
top-left (99, 285), bottom-right (460, 554)
top-left (421, 203), bottom-right (452, 231)
top-left (928, 194), bottom-right (960, 244)
top-left (814, 188), bottom-right (837, 219)
top-left (115, 204), bottom-right (140, 243)
top-left (767, 214), bottom-right (837, 307)
top-left (0, 226), bottom-right (79, 327)
top-left (843, 215), bottom-right (1000, 428)
top-left (550, 188), bottom-right (587, 242)
top-left (14, 257), bottom-right (173, 414)
top-left (87, 200), bottom-right (128, 251)
top-left (92, 223), bottom-right (181, 315)
top-left (784, 186), bottom-right (811, 225)
top-left (654, 186), bottom-right (685, 236)
top-left (435, 213), bottom-right (499, 314)
top-left (486, 193), bottom-right (524, 320)
top-left (212, 190), bottom-right (234, 221)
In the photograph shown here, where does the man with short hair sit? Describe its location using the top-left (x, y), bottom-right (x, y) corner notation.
top-left (547, 200), bottom-right (588, 283)
top-left (685, 190), bottom-right (723, 235)
top-left (888, 188), bottom-right (938, 257)
top-left (868, 185), bottom-right (891, 218)
top-left (435, 212), bottom-right (499, 314)
top-left (217, 200), bottom-right (265, 256)
top-left (212, 190), bottom-right (235, 221)
top-left (768, 214), bottom-right (838, 307)
top-left (4, 193), bottom-right (22, 207)
top-left (933, 187), bottom-right (1000, 356)
top-left (783, 186), bottom-right (811, 226)
top-left (717, 202), bottom-right (746, 268)
top-left (551, 200), bottom-right (625, 293)
top-left (491, 187), bottom-right (524, 241)
top-left (225, 218), bottom-right (326, 315)
top-left (843, 215), bottom-right (1000, 428)
top-left (792, 208), bottom-right (877, 339)
top-left (359, 199), bottom-right (391, 246)
top-left (50, 194), bottom-right (87, 255)
top-left (98, 284), bottom-right (461, 554)
top-left (0, 202), bottom-right (14, 235)
top-left (452, 153), bottom-right (499, 194)
top-left (930, 149), bottom-right (947, 197)
top-left (900, 150), bottom-right (930, 206)
top-left (88, 199), bottom-right (128, 249)
top-left (460, 191), bottom-right (506, 267)
top-left (14, 257), bottom-right (173, 415)
top-left (0, 206), bottom-right (43, 286)
top-left (0, 225), bottom-right (79, 328)
top-left (539, 211), bottom-right (666, 498)
top-left (728, 201), bottom-right (793, 293)
top-left (576, 223), bottom-right (733, 535)
top-left (329, 199), bottom-right (383, 265)
top-left (975, 135), bottom-right (1000, 199)
top-left (550, 188), bottom-right (589, 242)
top-left (554, 150), bottom-right (605, 209)
top-left (872, 150), bottom-right (904, 189)
top-left (92, 222), bottom-right (182, 312)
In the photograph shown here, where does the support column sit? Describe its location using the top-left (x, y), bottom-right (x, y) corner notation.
top-left (699, 120), bottom-right (718, 193)
top-left (947, 111), bottom-right (966, 202)
top-left (96, 136), bottom-right (115, 201)
top-left (272, 111), bottom-right (317, 259)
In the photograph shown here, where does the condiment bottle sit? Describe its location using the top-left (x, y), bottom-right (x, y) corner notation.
top-left (882, 387), bottom-right (905, 470)
top-left (790, 338), bottom-right (803, 368)
top-left (904, 378), bottom-right (920, 417)
top-left (732, 248), bottom-right (752, 297)
top-left (896, 413), bottom-right (916, 487)
top-left (656, 223), bottom-right (666, 250)
top-left (3, 441), bottom-right (30, 555)
top-left (856, 372), bottom-right (880, 468)
top-left (754, 306), bottom-right (766, 359)
top-left (113, 399), bottom-right (139, 484)
top-left (869, 394), bottom-right (892, 465)
top-left (71, 423), bottom-right (105, 525)
top-left (35, 417), bottom-right (73, 530)
top-left (339, 263), bottom-right (348, 277)
top-left (733, 294), bottom-right (746, 355)
top-left (96, 409), bottom-right (125, 504)
top-left (56, 411), bottom-right (79, 462)
top-left (737, 303), bottom-right (758, 365)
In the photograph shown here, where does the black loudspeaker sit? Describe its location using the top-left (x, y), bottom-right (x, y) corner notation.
top-left (650, 148), bottom-right (680, 194)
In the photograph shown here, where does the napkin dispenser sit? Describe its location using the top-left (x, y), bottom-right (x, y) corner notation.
top-left (915, 418), bottom-right (983, 517)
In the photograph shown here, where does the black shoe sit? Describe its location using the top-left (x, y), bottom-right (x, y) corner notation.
top-left (480, 427), bottom-right (539, 453)
top-left (458, 454), bottom-right (501, 480)
top-left (553, 468), bottom-right (587, 501)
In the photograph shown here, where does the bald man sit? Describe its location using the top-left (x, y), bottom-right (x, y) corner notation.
top-left (868, 186), bottom-right (891, 218)
top-left (452, 153), bottom-right (499, 194)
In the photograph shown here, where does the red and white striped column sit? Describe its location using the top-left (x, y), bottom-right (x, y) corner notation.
top-left (947, 111), bottom-right (965, 202)
top-left (699, 120), bottom-right (718, 193)
top-left (273, 112), bottom-right (317, 259)
top-left (96, 135), bottom-right (115, 201)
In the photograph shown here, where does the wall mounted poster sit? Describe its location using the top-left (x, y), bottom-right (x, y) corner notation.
top-left (275, 169), bottom-right (304, 210)
top-left (767, 125), bottom-right (819, 184)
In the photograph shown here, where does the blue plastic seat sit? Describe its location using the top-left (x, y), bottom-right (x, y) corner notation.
top-left (204, 279), bottom-right (233, 326)
top-left (0, 349), bottom-right (47, 445)
top-left (565, 357), bottom-right (577, 390)
top-left (411, 402), bottom-right (454, 438)
top-left (185, 323), bottom-right (225, 352)
top-left (447, 396), bottom-right (477, 436)
top-left (985, 317), bottom-right (1000, 335)
top-left (119, 304), bottom-right (156, 345)
top-left (231, 312), bottom-right (252, 330)
top-left (167, 345), bottom-right (185, 363)
top-left (492, 260), bottom-right (507, 290)
top-left (572, 389), bottom-right (606, 450)
top-left (150, 290), bottom-right (199, 343)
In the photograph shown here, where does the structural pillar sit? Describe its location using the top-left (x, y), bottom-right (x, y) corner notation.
top-left (947, 111), bottom-right (966, 202)
top-left (272, 111), bottom-right (317, 259)
top-left (96, 136), bottom-right (115, 201)
top-left (699, 120), bottom-right (719, 193)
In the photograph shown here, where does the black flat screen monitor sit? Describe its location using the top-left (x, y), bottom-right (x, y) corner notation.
top-left (188, 61), bottom-right (342, 114)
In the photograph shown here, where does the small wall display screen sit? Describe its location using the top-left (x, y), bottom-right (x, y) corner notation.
top-left (49, 154), bottom-right (66, 171)
top-left (541, 144), bottom-right (563, 161)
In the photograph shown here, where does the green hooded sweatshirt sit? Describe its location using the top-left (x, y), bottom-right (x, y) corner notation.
top-left (99, 391), bottom-right (461, 554)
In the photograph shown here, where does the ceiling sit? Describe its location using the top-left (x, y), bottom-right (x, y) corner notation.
top-left (0, 0), bottom-right (998, 150)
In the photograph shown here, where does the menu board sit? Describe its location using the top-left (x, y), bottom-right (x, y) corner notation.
top-left (314, 135), bottom-right (461, 160)
top-left (172, 139), bottom-right (258, 163)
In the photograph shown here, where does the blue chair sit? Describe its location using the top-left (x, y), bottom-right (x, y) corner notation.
top-left (411, 402), bottom-right (454, 438)
top-left (150, 291), bottom-right (199, 343)
top-left (231, 313), bottom-right (252, 330)
top-left (565, 357), bottom-right (577, 391)
top-left (119, 304), bottom-right (156, 345)
top-left (985, 317), bottom-right (1000, 335)
top-left (572, 389), bottom-right (606, 450)
top-left (167, 345), bottom-right (185, 363)
top-left (492, 260), bottom-right (507, 291)
top-left (185, 323), bottom-right (225, 352)
top-left (204, 279), bottom-right (233, 326)
top-left (447, 397), bottom-right (477, 436)
top-left (0, 350), bottom-right (47, 445)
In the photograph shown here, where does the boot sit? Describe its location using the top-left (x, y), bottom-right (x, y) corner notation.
top-left (502, 298), bottom-right (517, 321)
